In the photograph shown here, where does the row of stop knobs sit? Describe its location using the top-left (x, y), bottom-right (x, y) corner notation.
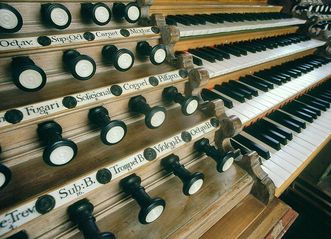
top-left (28, 142), bottom-right (234, 239)
top-left (11, 41), bottom-right (167, 92)
top-left (3, 90), bottom-right (199, 167)
top-left (0, 2), bottom-right (141, 33)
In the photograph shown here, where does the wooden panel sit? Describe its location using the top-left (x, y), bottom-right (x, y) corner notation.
top-left (202, 195), bottom-right (298, 239)
top-left (174, 27), bottom-right (299, 51)
top-left (150, 3), bottom-right (281, 15)
top-left (58, 159), bottom-right (254, 239)
top-left (239, 198), bottom-right (298, 239)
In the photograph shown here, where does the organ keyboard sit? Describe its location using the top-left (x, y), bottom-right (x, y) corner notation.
top-left (167, 12), bottom-right (306, 37)
top-left (0, 0), bottom-right (330, 238)
top-left (232, 80), bottom-right (331, 196)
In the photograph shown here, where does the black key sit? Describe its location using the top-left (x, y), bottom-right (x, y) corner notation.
top-left (244, 127), bottom-right (281, 150)
top-left (201, 89), bottom-right (233, 108)
top-left (265, 129), bottom-right (288, 145)
top-left (292, 101), bottom-right (321, 116)
top-left (200, 48), bottom-right (223, 61)
top-left (214, 84), bottom-right (246, 102)
top-left (282, 108), bottom-right (314, 123)
top-left (188, 49), bottom-right (215, 62)
top-left (274, 110), bottom-right (306, 128)
top-left (230, 139), bottom-right (251, 155)
top-left (254, 73), bottom-right (282, 85)
top-left (209, 47), bottom-right (231, 59)
top-left (219, 45), bottom-right (242, 57)
top-left (268, 111), bottom-right (304, 132)
top-left (302, 94), bottom-right (330, 108)
top-left (223, 82), bottom-right (252, 99)
top-left (259, 119), bottom-right (293, 140)
top-left (297, 98), bottom-right (327, 111)
top-left (192, 56), bottom-right (203, 66)
top-left (244, 75), bottom-right (272, 90)
top-left (233, 134), bottom-right (271, 159)
top-left (239, 77), bottom-right (269, 92)
top-left (229, 80), bottom-right (259, 96)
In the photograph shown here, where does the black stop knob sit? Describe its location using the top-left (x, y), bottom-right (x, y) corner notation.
top-left (194, 138), bottom-right (234, 172)
top-left (89, 106), bottom-right (127, 145)
top-left (129, 95), bottom-right (167, 129)
top-left (41, 3), bottom-right (71, 29)
top-left (112, 2), bottom-right (141, 23)
top-left (163, 86), bottom-right (199, 116)
top-left (102, 45), bottom-right (135, 72)
top-left (37, 121), bottom-right (78, 166)
top-left (0, 3), bottom-right (23, 33)
top-left (120, 174), bottom-right (166, 224)
top-left (63, 49), bottom-right (96, 80)
top-left (11, 56), bottom-right (47, 92)
top-left (0, 164), bottom-right (11, 190)
top-left (68, 199), bottom-right (116, 239)
top-left (161, 154), bottom-right (204, 196)
top-left (81, 2), bottom-right (111, 26)
top-left (136, 41), bottom-right (167, 65)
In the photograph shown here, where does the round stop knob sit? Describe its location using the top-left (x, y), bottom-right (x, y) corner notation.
top-left (129, 95), bottom-right (167, 129)
top-left (0, 3), bottom-right (23, 33)
top-left (136, 41), bottom-right (167, 65)
top-left (63, 49), bottom-right (96, 80)
top-left (89, 106), bottom-right (127, 145)
top-left (41, 3), bottom-right (72, 29)
top-left (102, 45), bottom-right (135, 72)
top-left (195, 138), bottom-right (234, 172)
top-left (11, 56), bottom-right (47, 92)
top-left (120, 174), bottom-right (166, 224)
top-left (161, 154), bottom-right (204, 196)
top-left (0, 164), bottom-right (11, 190)
top-left (38, 121), bottom-right (78, 166)
top-left (81, 2), bottom-right (111, 26)
top-left (163, 86), bottom-right (199, 116)
top-left (68, 199), bottom-right (116, 239)
top-left (112, 2), bottom-right (141, 23)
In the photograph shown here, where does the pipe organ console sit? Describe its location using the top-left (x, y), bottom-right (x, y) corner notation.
top-left (0, 0), bottom-right (330, 238)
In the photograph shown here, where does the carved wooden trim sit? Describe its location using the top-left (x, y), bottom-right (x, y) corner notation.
top-left (236, 151), bottom-right (276, 204)
top-left (185, 68), bottom-right (209, 97)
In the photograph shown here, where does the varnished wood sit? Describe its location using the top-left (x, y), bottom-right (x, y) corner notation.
top-left (174, 27), bottom-right (299, 51)
top-left (206, 49), bottom-right (317, 89)
top-left (150, 3), bottom-right (281, 15)
top-left (201, 195), bottom-right (298, 239)
top-left (58, 159), bottom-right (253, 239)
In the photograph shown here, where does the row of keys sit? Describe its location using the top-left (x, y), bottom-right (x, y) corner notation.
top-left (3, 91), bottom-right (199, 166)
top-left (0, 2), bottom-right (141, 33)
top-left (167, 12), bottom-right (305, 37)
top-left (185, 33), bottom-right (324, 78)
top-left (166, 12), bottom-right (292, 26)
top-left (231, 80), bottom-right (331, 188)
top-left (9, 42), bottom-right (166, 92)
top-left (202, 55), bottom-right (331, 124)
top-left (4, 141), bottom-right (235, 239)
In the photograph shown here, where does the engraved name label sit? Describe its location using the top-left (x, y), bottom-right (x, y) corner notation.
top-left (0, 203), bottom-right (36, 231)
top-left (0, 27), bottom-right (158, 51)
top-left (50, 33), bottom-right (86, 46)
top-left (0, 119), bottom-right (216, 236)
top-left (0, 70), bottom-right (183, 128)
top-left (75, 87), bottom-right (113, 104)
top-left (93, 29), bottom-right (121, 40)
top-left (0, 38), bottom-right (37, 50)
top-left (128, 27), bottom-right (153, 37)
